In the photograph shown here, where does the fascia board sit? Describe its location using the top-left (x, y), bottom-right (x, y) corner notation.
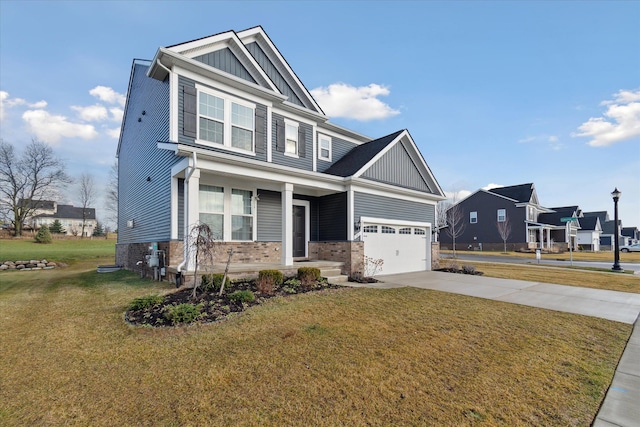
top-left (237, 27), bottom-right (324, 114)
top-left (320, 121), bottom-right (371, 144)
top-left (279, 100), bottom-right (328, 122)
top-left (348, 177), bottom-right (445, 204)
top-left (152, 49), bottom-right (287, 103)
top-left (166, 30), bottom-right (236, 54)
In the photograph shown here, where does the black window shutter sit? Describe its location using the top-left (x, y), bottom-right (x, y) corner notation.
top-left (183, 86), bottom-right (197, 139)
top-left (298, 126), bottom-right (306, 158)
top-left (275, 117), bottom-right (285, 153)
top-left (254, 107), bottom-right (266, 155)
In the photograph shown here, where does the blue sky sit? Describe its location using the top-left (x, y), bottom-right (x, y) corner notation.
top-left (1, 0), bottom-right (639, 228)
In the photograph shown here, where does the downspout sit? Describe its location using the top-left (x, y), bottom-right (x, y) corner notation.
top-left (176, 151), bottom-right (197, 275)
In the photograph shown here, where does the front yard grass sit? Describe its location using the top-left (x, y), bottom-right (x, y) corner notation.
top-left (0, 259), bottom-right (631, 426)
top-left (443, 249), bottom-right (640, 263)
top-left (0, 238), bottom-right (116, 264)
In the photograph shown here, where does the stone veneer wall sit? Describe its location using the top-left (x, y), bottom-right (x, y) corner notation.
top-left (431, 242), bottom-right (440, 270)
top-left (308, 241), bottom-right (364, 276)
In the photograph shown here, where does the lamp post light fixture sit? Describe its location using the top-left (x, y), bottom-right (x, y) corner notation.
top-left (611, 188), bottom-right (622, 271)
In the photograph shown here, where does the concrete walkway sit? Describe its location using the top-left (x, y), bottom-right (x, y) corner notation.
top-left (347, 270), bottom-right (640, 427)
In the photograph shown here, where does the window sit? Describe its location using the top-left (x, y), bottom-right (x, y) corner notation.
top-left (414, 228), bottom-right (426, 235)
top-left (198, 87), bottom-right (254, 152)
top-left (381, 226), bottom-right (396, 234)
top-left (231, 189), bottom-right (253, 240)
top-left (363, 225), bottom-right (378, 233)
top-left (199, 185), bottom-right (224, 239)
top-left (399, 227), bottom-right (412, 234)
top-left (199, 185), bottom-right (254, 241)
top-left (285, 120), bottom-right (298, 155)
top-left (527, 206), bottom-right (535, 221)
top-left (318, 134), bottom-right (331, 161)
top-left (470, 211), bottom-right (478, 224)
top-left (497, 209), bottom-right (506, 222)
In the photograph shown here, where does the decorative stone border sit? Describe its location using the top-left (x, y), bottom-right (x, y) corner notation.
top-left (1, 260), bottom-right (58, 271)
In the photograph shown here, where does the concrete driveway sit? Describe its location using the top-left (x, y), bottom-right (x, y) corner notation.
top-left (346, 270), bottom-right (640, 427)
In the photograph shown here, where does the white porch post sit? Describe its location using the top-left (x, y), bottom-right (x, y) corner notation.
top-left (538, 228), bottom-right (543, 249)
top-left (185, 168), bottom-right (200, 270)
top-left (282, 183), bottom-right (294, 266)
top-left (546, 228), bottom-right (551, 249)
top-left (347, 189), bottom-right (354, 240)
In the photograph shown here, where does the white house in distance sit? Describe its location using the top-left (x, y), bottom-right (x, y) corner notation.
top-left (25, 200), bottom-right (97, 237)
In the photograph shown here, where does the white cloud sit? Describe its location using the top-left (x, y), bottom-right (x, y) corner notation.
top-left (1, 91), bottom-right (47, 121)
top-left (109, 107), bottom-right (124, 122)
top-left (445, 189), bottom-right (471, 202)
top-left (572, 89), bottom-right (640, 147)
top-left (482, 183), bottom-right (503, 191)
top-left (310, 83), bottom-right (400, 121)
top-left (106, 127), bottom-right (121, 139)
top-left (517, 134), bottom-right (563, 150)
top-left (71, 104), bottom-right (108, 121)
top-left (89, 86), bottom-right (126, 106)
top-left (22, 109), bottom-right (98, 144)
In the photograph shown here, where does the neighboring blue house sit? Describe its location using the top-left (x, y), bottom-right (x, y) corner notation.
top-left (116, 26), bottom-right (445, 279)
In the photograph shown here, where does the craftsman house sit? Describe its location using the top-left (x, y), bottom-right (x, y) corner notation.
top-left (115, 26), bottom-right (445, 280)
top-left (439, 183), bottom-right (581, 252)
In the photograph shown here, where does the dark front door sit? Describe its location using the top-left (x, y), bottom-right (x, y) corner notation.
top-left (293, 205), bottom-right (306, 258)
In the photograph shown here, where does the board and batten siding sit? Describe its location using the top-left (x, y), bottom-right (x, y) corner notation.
top-left (271, 112), bottom-right (313, 171)
top-left (361, 141), bottom-right (432, 193)
top-left (177, 75), bottom-right (268, 162)
top-left (318, 192), bottom-right (347, 241)
top-left (317, 135), bottom-right (358, 173)
top-left (354, 192), bottom-right (435, 225)
top-left (245, 42), bottom-right (305, 108)
top-left (118, 63), bottom-right (176, 244)
top-left (193, 48), bottom-right (257, 84)
top-left (256, 189), bottom-right (281, 241)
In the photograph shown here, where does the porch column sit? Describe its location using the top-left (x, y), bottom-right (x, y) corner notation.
top-left (184, 168), bottom-right (200, 270)
top-left (546, 228), bottom-right (551, 249)
top-left (539, 228), bottom-right (543, 249)
top-left (282, 183), bottom-right (294, 266)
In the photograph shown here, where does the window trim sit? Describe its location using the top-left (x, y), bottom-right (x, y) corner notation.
top-left (470, 211), bottom-right (478, 224)
top-left (318, 133), bottom-right (332, 161)
top-left (195, 84), bottom-right (256, 155)
top-left (497, 209), bottom-right (506, 222)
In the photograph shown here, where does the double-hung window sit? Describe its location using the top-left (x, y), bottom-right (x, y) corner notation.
top-left (318, 134), bottom-right (331, 161)
top-left (198, 86), bottom-right (255, 153)
top-left (285, 119), bottom-right (298, 155)
top-left (497, 209), bottom-right (506, 222)
top-left (199, 185), bottom-right (254, 241)
top-left (470, 211), bottom-right (478, 224)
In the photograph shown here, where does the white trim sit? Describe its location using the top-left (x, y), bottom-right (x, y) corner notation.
top-left (318, 133), bottom-right (332, 162)
top-left (292, 199), bottom-right (310, 258)
top-left (312, 125), bottom-right (317, 172)
top-left (360, 216), bottom-right (432, 229)
top-left (266, 106), bottom-right (273, 163)
top-left (282, 183), bottom-right (294, 265)
top-left (171, 176), bottom-right (178, 239)
top-left (170, 70), bottom-right (179, 142)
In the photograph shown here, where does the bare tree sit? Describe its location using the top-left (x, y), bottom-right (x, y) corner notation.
top-left (104, 161), bottom-right (118, 229)
top-left (0, 139), bottom-right (71, 236)
top-left (187, 222), bottom-right (219, 299)
top-left (436, 200), bottom-right (452, 241)
top-left (77, 173), bottom-right (96, 238)
top-left (444, 203), bottom-right (466, 258)
top-left (496, 214), bottom-right (512, 253)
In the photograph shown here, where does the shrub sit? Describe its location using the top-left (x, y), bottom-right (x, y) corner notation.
top-left (462, 264), bottom-right (477, 275)
top-left (128, 294), bottom-right (164, 310)
top-left (34, 225), bottom-right (52, 244)
top-left (229, 290), bottom-right (255, 304)
top-left (164, 303), bottom-right (203, 325)
top-left (201, 274), bottom-right (231, 293)
top-left (257, 270), bottom-right (284, 294)
top-left (298, 267), bottom-right (321, 288)
top-left (49, 219), bottom-right (66, 234)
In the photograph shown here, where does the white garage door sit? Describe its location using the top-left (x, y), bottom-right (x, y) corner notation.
top-left (361, 219), bottom-right (431, 275)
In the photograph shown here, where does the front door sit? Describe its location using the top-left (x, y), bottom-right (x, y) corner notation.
top-left (293, 205), bottom-right (306, 258)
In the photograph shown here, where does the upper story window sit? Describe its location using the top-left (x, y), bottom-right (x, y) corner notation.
top-left (497, 209), bottom-right (506, 222)
top-left (470, 211), bottom-right (478, 224)
top-left (527, 206), bottom-right (536, 221)
top-left (197, 86), bottom-right (255, 153)
top-left (318, 134), bottom-right (332, 161)
top-left (285, 119), bottom-right (298, 155)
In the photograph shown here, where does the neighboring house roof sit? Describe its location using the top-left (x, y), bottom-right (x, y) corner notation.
top-left (34, 205), bottom-right (96, 221)
top-left (324, 130), bottom-right (404, 177)
top-left (622, 227), bottom-right (639, 239)
top-left (487, 183), bottom-right (535, 203)
top-left (584, 211), bottom-right (609, 222)
top-left (538, 206), bottom-right (581, 226)
top-left (578, 216), bottom-right (600, 231)
top-left (18, 199), bottom-right (56, 210)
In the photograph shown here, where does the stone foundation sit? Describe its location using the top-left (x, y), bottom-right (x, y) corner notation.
top-left (308, 241), bottom-right (364, 276)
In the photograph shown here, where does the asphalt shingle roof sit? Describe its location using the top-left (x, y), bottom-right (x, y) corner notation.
top-left (537, 206), bottom-right (580, 226)
top-left (487, 183), bottom-right (534, 203)
top-left (34, 205), bottom-right (96, 221)
top-left (323, 130), bottom-right (405, 177)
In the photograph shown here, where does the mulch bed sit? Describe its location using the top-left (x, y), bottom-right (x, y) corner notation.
top-left (125, 279), bottom-right (344, 327)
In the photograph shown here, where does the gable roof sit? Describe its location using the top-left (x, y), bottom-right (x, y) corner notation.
top-left (578, 216), bottom-right (600, 231)
top-left (487, 183), bottom-right (535, 203)
top-left (324, 130), bottom-right (404, 177)
top-left (538, 206), bottom-right (581, 226)
top-left (34, 205), bottom-right (96, 221)
top-left (18, 199), bottom-right (55, 210)
top-left (583, 211), bottom-right (609, 222)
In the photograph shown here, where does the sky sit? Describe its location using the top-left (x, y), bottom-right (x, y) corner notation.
top-left (1, 0), bottom-right (639, 229)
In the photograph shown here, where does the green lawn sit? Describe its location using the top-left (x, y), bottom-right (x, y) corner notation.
top-left (0, 238), bottom-right (116, 264)
top-left (0, 240), bottom-right (631, 426)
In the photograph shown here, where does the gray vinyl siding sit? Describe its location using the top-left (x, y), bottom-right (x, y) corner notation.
top-left (362, 141), bottom-right (432, 193)
top-left (177, 178), bottom-right (184, 240)
top-left (257, 189), bottom-right (281, 241)
top-left (118, 62), bottom-right (176, 244)
top-left (271, 113), bottom-right (313, 171)
top-left (245, 41), bottom-right (305, 108)
top-left (177, 75), bottom-right (268, 162)
top-left (354, 192), bottom-right (435, 225)
top-left (194, 48), bottom-right (257, 84)
top-left (318, 192), bottom-right (347, 241)
top-left (317, 135), bottom-right (357, 173)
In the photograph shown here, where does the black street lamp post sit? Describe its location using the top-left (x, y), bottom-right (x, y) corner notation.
top-left (611, 188), bottom-right (622, 271)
